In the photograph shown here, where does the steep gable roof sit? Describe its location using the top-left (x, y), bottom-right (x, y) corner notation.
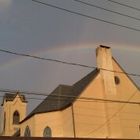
top-left (20, 68), bottom-right (99, 123)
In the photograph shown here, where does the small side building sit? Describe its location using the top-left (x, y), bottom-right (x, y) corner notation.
top-left (1, 92), bottom-right (27, 136)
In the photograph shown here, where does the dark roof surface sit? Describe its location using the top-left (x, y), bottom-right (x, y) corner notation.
top-left (29, 85), bottom-right (73, 115)
top-left (21, 68), bottom-right (99, 123)
top-left (1, 93), bottom-right (27, 106)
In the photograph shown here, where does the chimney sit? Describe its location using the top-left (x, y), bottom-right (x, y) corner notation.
top-left (96, 45), bottom-right (116, 95)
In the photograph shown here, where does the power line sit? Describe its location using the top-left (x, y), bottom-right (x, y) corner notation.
top-left (0, 48), bottom-right (94, 69)
top-left (9, 86), bottom-right (137, 135)
top-left (74, 0), bottom-right (140, 21)
top-left (108, 0), bottom-right (140, 12)
top-left (0, 95), bottom-right (44, 101)
top-left (85, 88), bottom-right (138, 136)
top-left (31, 0), bottom-right (140, 32)
top-left (101, 68), bottom-right (140, 77)
top-left (0, 48), bottom-right (140, 77)
top-left (0, 88), bottom-right (140, 105)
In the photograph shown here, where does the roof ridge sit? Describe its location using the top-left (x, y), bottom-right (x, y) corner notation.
top-left (73, 68), bottom-right (99, 88)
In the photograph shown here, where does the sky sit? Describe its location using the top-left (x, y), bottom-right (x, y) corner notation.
top-left (0, 0), bottom-right (140, 114)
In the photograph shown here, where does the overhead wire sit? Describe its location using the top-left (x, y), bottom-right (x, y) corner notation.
top-left (4, 85), bottom-right (136, 135)
top-left (74, 0), bottom-right (140, 21)
top-left (0, 95), bottom-right (44, 101)
top-left (0, 88), bottom-right (140, 136)
top-left (0, 48), bottom-right (94, 69)
top-left (108, 0), bottom-right (140, 12)
top-left (0, 1), bottom-right (139, 134)
top-left (0, 0), bottom-right (139, 135)
top-left (1, 92), bottom-right (140, 125)
top-left (31, 0), bottom-right (140, 32)
top-left (0, 48), bottom-right (140, 77)
top-left (0, 88), bottom-right (140, 105)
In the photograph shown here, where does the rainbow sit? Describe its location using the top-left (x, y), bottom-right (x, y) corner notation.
top-left (0, 43), bottom-right (96, 70)
top-left (0, 43), bottom-right (140, 71)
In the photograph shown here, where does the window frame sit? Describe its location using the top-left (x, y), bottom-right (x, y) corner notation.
top-left (13, 110), bottom-right (20, 124)
top-left (24, 126), bottom-right (31, 137)
top-left (43, 126), bottom-right (52, 137)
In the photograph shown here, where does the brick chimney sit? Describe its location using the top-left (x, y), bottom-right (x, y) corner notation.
top-left (96, 45), bottom-right (116, 95)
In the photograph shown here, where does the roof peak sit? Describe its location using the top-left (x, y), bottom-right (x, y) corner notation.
top-left (1, 92), bottom-right (27, 106)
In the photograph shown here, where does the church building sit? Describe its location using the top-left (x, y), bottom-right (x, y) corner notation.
top-left (1, 45), bottom-right (140, 139)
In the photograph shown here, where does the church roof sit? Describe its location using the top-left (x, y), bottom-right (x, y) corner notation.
top-left (1, 92), bottom-right (27, 106)
top-left (20, 68), bottom-right (99, 123)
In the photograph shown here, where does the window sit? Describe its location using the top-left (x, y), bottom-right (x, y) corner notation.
top-left (43, 126), bottom-right (52, 137)
top-left (13, 111), bottom-right (20, 124)
top-left (24, 126), bottom-right (31, 137)
top-left (114, 76), bottom-right (120, 85)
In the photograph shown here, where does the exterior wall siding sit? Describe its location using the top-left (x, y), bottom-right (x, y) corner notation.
top-left (62, 107), bottom-right (75, 137)
top-left (20, 115), bottom-right (35, 137)
top-left (112, 59), bottom-right (140, 139)
top-left (73, 74), bottom-right (108, 138)
top-left (34, 111), bottom-right (63, 137)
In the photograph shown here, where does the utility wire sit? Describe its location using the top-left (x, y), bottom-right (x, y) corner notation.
top-left (1, 96), bottom-right (140, 122)
top-left (0, 48), bottom-right (140, 77)
top-left (85, 88), bottom-right (138, 136)
top-left (0, 48), bottom-right (94, 69)
top-left (1, 94), bottom-right (140, 128)
top-left (31, 0), bottom-right (140, 32)
top-left (0, 88), bottom-right (140, 105)
top-left (0, 95), bottom-right (44, 101)
top-left (74, 0), bottom-right (140, 21)
top-left (108, 0), bottom-right (140, 12)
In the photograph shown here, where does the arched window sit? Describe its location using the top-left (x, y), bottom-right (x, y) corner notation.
top-left (13, 111), bottom-right (20, 124)
top-left (43, 126), bottom-right (52, 137)
top-left (24, 126), bottom-right (31, 137)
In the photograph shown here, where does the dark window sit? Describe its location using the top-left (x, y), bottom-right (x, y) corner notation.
top-left (114, 76), bottom-right (120, 85)
top-left (43, 126), bottom-right (52, 137)
top-left (24, 126), bottom-right (31, 137)
top-left (13, 111), bottom-right (20, 124)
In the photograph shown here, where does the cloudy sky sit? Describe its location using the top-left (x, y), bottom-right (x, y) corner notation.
top-left (0, 0), bottom-right (140, 113)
